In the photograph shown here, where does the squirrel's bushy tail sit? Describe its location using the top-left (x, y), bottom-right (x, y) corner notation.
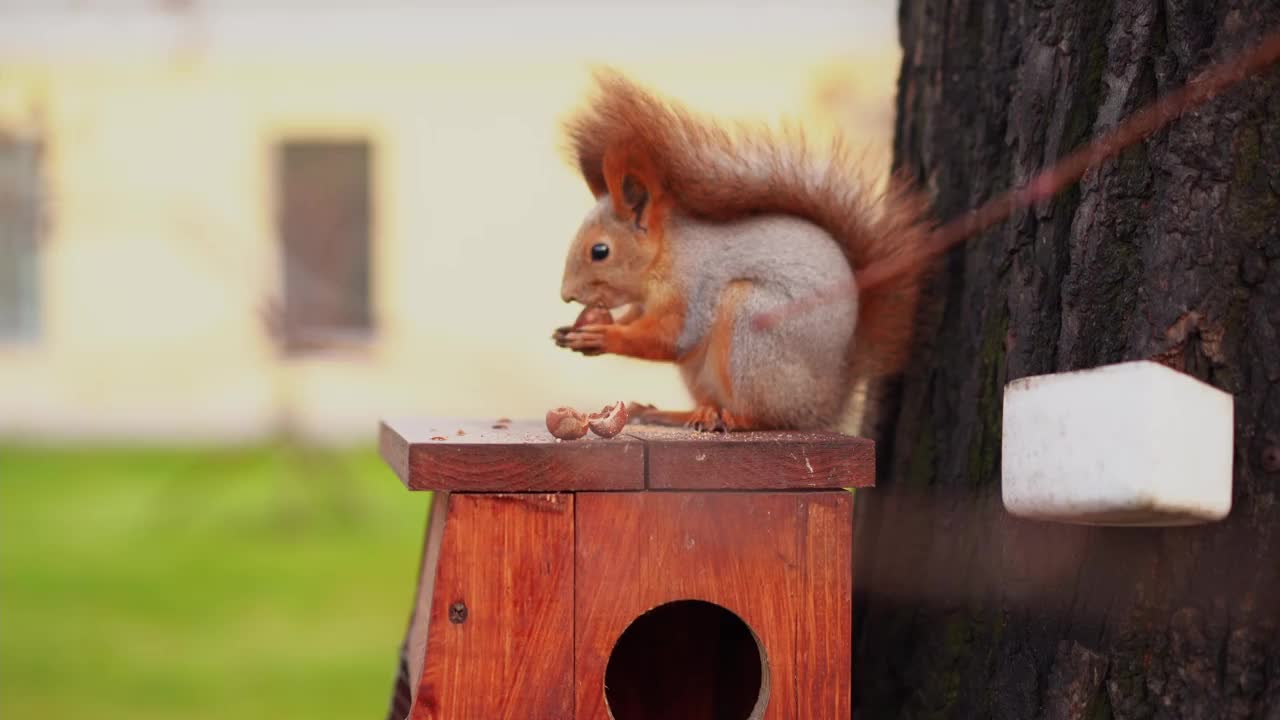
top-left (564, 69), bottom-right (933, 379)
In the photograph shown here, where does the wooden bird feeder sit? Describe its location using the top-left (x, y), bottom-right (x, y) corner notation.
top-left (379, 418), bottom-right (875, 720)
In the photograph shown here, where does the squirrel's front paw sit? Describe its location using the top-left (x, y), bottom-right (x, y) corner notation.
top-left (553, 324), bottom-right (609, 356)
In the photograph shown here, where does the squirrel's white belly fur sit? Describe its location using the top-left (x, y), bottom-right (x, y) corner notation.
top-left (670, 212), bottom-right (860, 429)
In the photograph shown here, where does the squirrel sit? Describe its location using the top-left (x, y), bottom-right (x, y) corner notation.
top-left (551, 70), bottom-right (933, 432)
top-left (552, 31), bottom-right (1280, 432)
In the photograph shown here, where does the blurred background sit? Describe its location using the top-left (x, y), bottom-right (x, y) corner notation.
top-left (0, 1), bottom-right (898, 717)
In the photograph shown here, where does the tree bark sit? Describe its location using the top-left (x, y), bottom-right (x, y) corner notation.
top-left (853, 2), bottom-right (1280, 718)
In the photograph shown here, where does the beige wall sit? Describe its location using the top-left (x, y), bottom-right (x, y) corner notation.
top-left (0, 5), bottom-right (898, 443)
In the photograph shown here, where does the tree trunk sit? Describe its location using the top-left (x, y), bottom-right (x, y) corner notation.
top-left (853, 2), bottom-right (1280, 718)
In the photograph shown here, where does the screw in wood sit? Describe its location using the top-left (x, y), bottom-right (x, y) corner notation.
top-left (449, 601), bottom-right (468, 624)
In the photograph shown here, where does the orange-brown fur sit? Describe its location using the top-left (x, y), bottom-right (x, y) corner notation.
top-left (564, 70), bottom-right (934, 381)
top-left (705, 281), bottom-right (751, 406)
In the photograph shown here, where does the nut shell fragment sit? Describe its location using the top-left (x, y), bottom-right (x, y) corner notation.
top-left (545, 407), bottom-right (589, 440)
top-left (587, 401), bottom-right (629, 438)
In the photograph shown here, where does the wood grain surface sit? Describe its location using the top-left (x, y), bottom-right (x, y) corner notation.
top-left (380, 418), bottom-right (645, 491)
top-left (412, 493), bottom-right (575, 720)
top-left (626, 426), bottom-right (875, 490)
top-left (574, 491), bottom-right (853, 720)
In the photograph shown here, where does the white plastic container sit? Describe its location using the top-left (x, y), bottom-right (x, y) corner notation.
top-left (1001, 360), bottom-right (1234, 526)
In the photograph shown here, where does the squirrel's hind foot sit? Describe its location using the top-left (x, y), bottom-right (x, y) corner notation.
top-left (626, 403), bottom-right (763, 432)
top-left (624, 402), bottom-right (692, 428)
top-left (685, 406), bottom-right (728, 433)
top-left (625, 403), bottom-right (724, 431)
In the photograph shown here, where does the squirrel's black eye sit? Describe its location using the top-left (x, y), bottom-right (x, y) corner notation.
top-left (590, 243), bottom-right (610, 261)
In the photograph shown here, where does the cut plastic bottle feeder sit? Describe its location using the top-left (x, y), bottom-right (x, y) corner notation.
top-left (1002, 360), bottom-right (1234, 526)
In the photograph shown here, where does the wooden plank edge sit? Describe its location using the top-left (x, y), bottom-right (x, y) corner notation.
top-left (637, 437), bottom-right (875, 490)
top-left (380, 419), bottom-right (413, 489)
top-left (403, 441), bottom-right (648, 493)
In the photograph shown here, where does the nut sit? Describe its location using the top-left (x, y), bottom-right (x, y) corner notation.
top-left (545, 406), bottom-right (589, 440)
top-left (587, 400), bottom-right (629, 438)
top-left (574, 305), bottom-right (614, 328)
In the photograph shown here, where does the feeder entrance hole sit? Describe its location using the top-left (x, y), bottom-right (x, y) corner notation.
top-left (603, 599), bottom-right (770, 720)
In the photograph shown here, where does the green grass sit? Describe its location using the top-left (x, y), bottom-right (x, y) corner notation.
top-left (0, 444), bottom-right (431, 720)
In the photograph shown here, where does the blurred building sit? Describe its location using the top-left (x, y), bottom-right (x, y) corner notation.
top-left (0, 1), bottom-right (898, 444)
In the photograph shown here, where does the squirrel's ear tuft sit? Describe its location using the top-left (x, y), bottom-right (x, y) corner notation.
top-left (620, 175), bottom-right (649, 221)
top-left (607, 171), bottom-right (656, 230)
top-left (580, 156), bottom-right (608, 197)
top-left (602, 145), bottom-right (663, 231)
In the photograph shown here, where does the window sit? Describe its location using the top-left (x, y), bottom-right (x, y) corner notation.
top-left (276, 140), bottom-right (373, 353)
top-left (0, 137), bottom-right (41, 341)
